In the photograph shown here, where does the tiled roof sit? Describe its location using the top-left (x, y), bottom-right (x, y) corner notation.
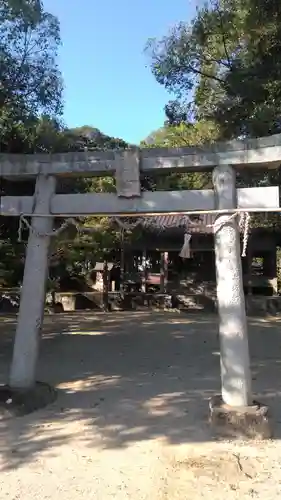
top-left (142, 214), bottom-right (216, 234)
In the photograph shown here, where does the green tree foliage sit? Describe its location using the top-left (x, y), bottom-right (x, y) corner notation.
top-left (0, 0), bottom-right (63, 151)
top-left (66, 125), bottom-right (129, 152)
top-left (141, 120), bottom-right (221, 190)
top-left (142, 120), bottom-right (220, 148)
top-left (146, 0), bottom-right (281, 139)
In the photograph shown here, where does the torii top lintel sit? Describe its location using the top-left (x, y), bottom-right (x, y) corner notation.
top-left (1, 133), bottom-right (281, 178)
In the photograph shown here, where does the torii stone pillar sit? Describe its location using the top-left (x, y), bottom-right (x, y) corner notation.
top-left (9, 175), bottom-right (56, 389)
top-left (212, 165), bottom-right (252, 407)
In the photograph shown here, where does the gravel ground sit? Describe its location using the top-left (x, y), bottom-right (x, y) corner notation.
top-left (1, 311), bottom-right (281, 499)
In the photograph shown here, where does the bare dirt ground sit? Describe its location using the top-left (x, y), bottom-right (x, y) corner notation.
top-left (0, 311), bottom-right (281, 499)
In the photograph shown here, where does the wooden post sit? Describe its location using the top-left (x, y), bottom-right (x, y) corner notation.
top-left (164, 251), bottom-right (169, 292)
top-left (263, 248), bottom-right (277, 294)
top-left (141, 249), bottom-right (147, 293)
top-left (271, 250), bottom-right (277, 294)
top-left (212, 165), bottom-right (252, 407)
top-left (102, 260), bottom-right (109, 311)
top-left (120, 238), bottom-right (125, 293)
top-left (247, 239), bottom-right (253, 296)
top-left (9, 175), bottom-right (56, 389)
top-left (160, 251), bottom-right (169, 293)
top-left (160, 252), bottom-right (164, 293)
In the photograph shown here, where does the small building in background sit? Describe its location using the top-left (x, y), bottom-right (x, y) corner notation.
top-left (107, 213), bottom-right (279, 297)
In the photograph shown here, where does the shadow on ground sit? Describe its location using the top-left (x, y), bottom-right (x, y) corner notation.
top-left (0, 311), bottom-right (281, 470)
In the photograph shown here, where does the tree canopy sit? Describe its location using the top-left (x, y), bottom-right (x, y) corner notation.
top-left (147, 0), bottom-right (281, 139)
top-left (0, 0), bottom-right (63, 153)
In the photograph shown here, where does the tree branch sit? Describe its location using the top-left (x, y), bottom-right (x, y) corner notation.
top-left (188, 64), bottom-right (226, 85)
top-left (213, 0), bottom-right (232, 68)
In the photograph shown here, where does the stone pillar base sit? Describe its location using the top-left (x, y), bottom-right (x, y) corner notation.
top-left (209, 395), bottom-right (272, 440)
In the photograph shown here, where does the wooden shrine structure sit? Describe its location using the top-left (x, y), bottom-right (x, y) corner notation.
top-left (1, 134), bottom-right (281, 424)
top-left (106, 214), bottom-right (280, 296)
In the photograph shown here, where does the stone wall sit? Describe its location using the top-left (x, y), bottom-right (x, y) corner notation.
top-left (2, 289), bottom-right (281, 316)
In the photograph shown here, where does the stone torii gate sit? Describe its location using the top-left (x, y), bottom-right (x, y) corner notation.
top-left (1, 134), bottom-right (281, 436)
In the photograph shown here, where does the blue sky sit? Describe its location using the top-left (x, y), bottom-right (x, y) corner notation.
top-left (44, 0), bottom-right (196, 144)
